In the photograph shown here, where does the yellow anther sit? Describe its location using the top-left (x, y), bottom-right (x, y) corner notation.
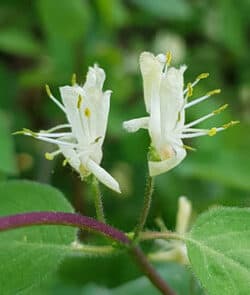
top-left (45, 84), bottom-right (52, 97)
top-left (45, 153), bottom-right (54, 161)
top-left (71, 73), bottom-right (77, 86)
top-left (223, 120), bottom-right (240, 129)
top-left (77, 95), bottom-right (82, 109)
top-left (166, 51), bottom-right (172, 66)
top-left (187, 82), bottom-right (193, 97)
top-left (208, 127), bottom-right (217, 136)
top-left (206, 89), bottom-right (221, 96)
top-left (84, 107), bottom-right (91, 117)
top-left (62, 159), bottom-right (68, 167)
top-left (183, 144), bottom-right (196, 151)
top-left (196, 72), bottom-right (209, 80)
top-left (22, 128), bottom-right (37, 137)
top-left (177, 112), bottom-right (181, 122)
top-left (213, 104), bottom-right (229, 115)
top-left (94, 136), bottom-right (102, 143)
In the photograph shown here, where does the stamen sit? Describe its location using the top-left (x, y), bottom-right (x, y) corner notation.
top-left (62, 159), bottom-right (68, 166)
top-left (71, 73), bottom-right (77, 86)
top-left (185, 89), bottom-right (221, 109)
top-left (77, 95), bottom-right (83, 109)
top-left (183, 144), bottom-right (196, 151)
top-left (45, 84), bottom-right (66, 113)
top-left (13, 128), bottom-right (37, 137)
top-left (184, 104), bottom-right (228, 129)
top-left (41, 124), bottom-right (71, 133)
top-left (38, 132), bottom-right (72, 138)
top-left (84, 107), bottom-right (91, 118)
top-left (183, 72), bottom-right (210, 95)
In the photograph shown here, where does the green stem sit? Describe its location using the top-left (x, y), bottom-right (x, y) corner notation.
top-left (72, 243), bottom-right (118, 256)
top-left (133, 175), bottom-right (154, 241)
top-left (91, 176), bottom-right (106, 223)
top-left (139, 231), bottom-right (184, 242)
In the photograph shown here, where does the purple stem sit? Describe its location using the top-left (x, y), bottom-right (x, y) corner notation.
top-left (0, 211), bottom-right (130, 245)
top-left (0, 211), bottom-right (176, 295)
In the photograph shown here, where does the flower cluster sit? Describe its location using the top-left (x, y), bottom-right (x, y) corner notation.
top-left (18, 51), bottom-right (238, 192)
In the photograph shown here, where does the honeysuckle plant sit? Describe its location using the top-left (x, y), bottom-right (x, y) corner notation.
top-left (0, 51), bottom-right (248, 295)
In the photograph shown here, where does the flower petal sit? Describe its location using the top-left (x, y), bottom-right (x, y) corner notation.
top-left (86, 159), bottom-right (121, 193)
top-left (140, 52), bottom-right (164, 113)
top-left (160, 65), bottom-right (186, 137)
top-left (123, 117), bottom-right (149, 132)
top-left (60, 86), bottom-right (87, 144)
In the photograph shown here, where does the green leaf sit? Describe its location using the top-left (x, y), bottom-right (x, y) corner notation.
top-left (0, 28), bottom-right (42, 57)
top-left (0, 180), bottom-right (76, 295)
top-left (0, 110), bottom-right (17, 175)
top-left (131, 0), bottom-right (192, 20)
top-left (37, 0), bottom-right (91, 42)
top-left (186, 207), bottom-right (250, 295)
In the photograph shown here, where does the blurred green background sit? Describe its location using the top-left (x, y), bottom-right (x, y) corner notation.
top-left (0, 0), bottom-right (250, 294)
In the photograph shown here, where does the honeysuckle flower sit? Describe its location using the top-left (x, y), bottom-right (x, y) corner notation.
top-left (123, 51), bottom-right (239, 176)
top-left (16, 65), bottom-right (121, 193)
top-left (149, 196), bottom-right (191, 265)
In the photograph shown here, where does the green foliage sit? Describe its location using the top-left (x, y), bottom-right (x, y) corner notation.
top-left (0, 181), bottom-right (76, 295)
top-left (37, 0), bottom-right (90, 42)
top-left (0, 28), bottom-right (42, 57)
top-left (131, 0), bottom-right (192, 20)
top-left (187, 207), bottom-right (250, 295)
top-left (0, 110), bottom-right (17, 176)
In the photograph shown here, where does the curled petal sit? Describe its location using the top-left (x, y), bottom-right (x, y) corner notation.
top-left (148, 146), bottom-right (186, 177)
top-left (123, 117), bottom-right (149, 133)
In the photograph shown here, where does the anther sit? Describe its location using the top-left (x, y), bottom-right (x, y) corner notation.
top-left (71, 73), bottom-right (77, 86)
top-left (206, 89), bottom-right (221, 96)
top-left (223, 120), bottom-right (240, 129)
top-left (45, 153), bottom-right (54, 160)
top-left (196, 73), bottom-right (209, 80)
top-left (187, 82), bottom-right (193, 98)
top-left (166, 51), bottom-right (172, 66)
top-left (84, 107), bottom-right (91, 117)
top-left (183, 144), bottom-right (196, 151)
top-left (45, 84), bottom-right (52, 97)
top-left (208, 127), bottom-right (217, 136)
top-left (213, 104), bottom-right (229, 115)
top-left (77, 95), bottom-right (82, 109)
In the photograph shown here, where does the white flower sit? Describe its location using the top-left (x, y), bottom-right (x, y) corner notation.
top-left (17, 65), bottom-right (121, 193)
top-left (123, 51), bottom-right (239, 176)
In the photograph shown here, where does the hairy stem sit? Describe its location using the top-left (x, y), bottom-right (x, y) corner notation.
top-left (91, 176), bottom-right (105, 223)
top-left (0, 211), bottom-right (176, 295)
top-left (130, 246), bottom-right (176, 295)
top-left (134, 175), bottom-right (154, 241)
top-left (139, 231), bottom-right (184, 242)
